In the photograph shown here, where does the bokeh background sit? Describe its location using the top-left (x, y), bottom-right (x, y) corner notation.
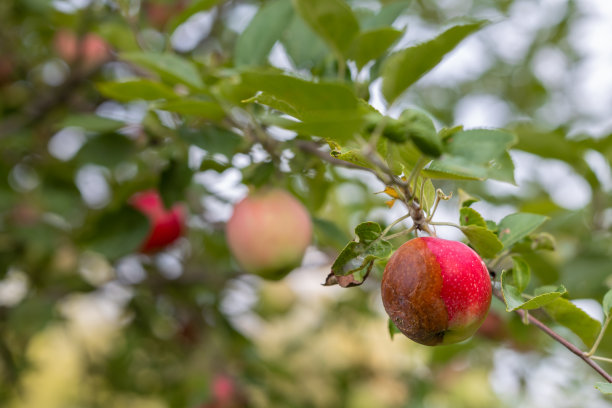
top-left (1, 0), bottom-right (612, 407)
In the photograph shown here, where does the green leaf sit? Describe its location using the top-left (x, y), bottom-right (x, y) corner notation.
top-left (360, 0), bottom-right (411, 30)
top-left (156, 99), bottom-right (225, 120)
top-left (603, 289), bottom-right (612, 317)
top-left (275, 107), bottom-right (370, 142)
top-left (397, 109), bottom-right (442, 157)
top-left (61, 114), bottom-right (124, 133)
top-left (330, 146), bottom-right (373, 169)
top-left (84, 206), bottom-right (150, 259)
top-left (459, 225), bottom-right (503, 258)
top-left (159, 159), bottom-right (193, 209)
top-left (242, 71), bottom-right (360, 116)
top-left (511, 256), bottom-right (531, 293)
top-left (281, 13), bottom-right (329, 69)
top-left (426, 129), bottom-right (517, 182)
top-left (383, 138), bottom-right (422, 175)
top-left (242, 71), bottom-right (366, 142)
top-left (293, 0), bottom-right (360, 57)
top-left (328, 222), bottom-right (392, 286)
top-left (121, 52), bottom-right (204, 89)
top-left (595, 383), bottom-right (612, 395)
top-left (498, 213), bottom-right (549, 250)
top-left (486, 220), bottom-right (498, 233)
top-left (501, 270), bottom-right (566, 312)
top-left (424, 158), bottom-right (487, 180)
top-left (76, 133), bottom-right (135, 168)
top-left (312, 217), bottom-right (351, 250)
top-left (459, 207), bottom-right (486, 228)
top-left (458, 188), bottom-right (480, 207)
top-left (235, 0), bottom-right (294, 67)
top-left (388, 318), bottom-right (402, 340)
top-left (97, 80), bottom-right (178, 102)
top-left (179, 126), bottom-right (243, 157)
top-left (242, 162), bottom-right (276, 188)
top-left (168, 0), bottom-right (222, 32)
top-left (348, 27), bottom-right (403, 70)
top-left (543, 297), bottom-right (602, 348)
top-left (528, 232), bottom-right (556, 251)
top-left (381, 21), bottom-right (486, 103)
top-left (413, 177), bottom-right (435, 213)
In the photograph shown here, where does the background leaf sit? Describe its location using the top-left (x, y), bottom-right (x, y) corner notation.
top-left (348, 27), bottom-right (403, 70)
top-left (382, 21), bottom-right (486, 103)
top-left (498, 213), bottom-right (549, 249)
top-left (293, 0), bottom-right (360, 57)
top-left (511, 256), bottom-right (531, 293)
top-left (235, 0), bottom-right (294, 67)
top-left (121, 52), bottom-right (204, 89)
top-left (501, 270), bottom-right (566, 311)
top-left (603, 289), bottom-right (612, 317)
top-left (97, 80), bottom-right (178, 102)
top-left (542, 297), bottom-right (602, 348)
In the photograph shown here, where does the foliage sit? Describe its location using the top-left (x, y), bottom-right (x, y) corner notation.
top-left (0, 0), bottom-right (611, 407)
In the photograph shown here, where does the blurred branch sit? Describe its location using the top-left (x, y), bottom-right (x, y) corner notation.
top-left (491, 288), bottom-right (612, 383)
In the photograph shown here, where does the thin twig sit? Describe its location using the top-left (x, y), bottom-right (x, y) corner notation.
top-left (591, 356), bottom-right (612, 364)
top-left (587, 314), bottom-right (611, 357)
top-left (492, 289), bottom-right (612, 383)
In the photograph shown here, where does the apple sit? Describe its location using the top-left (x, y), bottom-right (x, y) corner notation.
top-left (145, 0), bottom-right (187, 30)
top-left (53, 29), bottom-right (111, 69)
top-left (226, 189), bottom-right (312, 280)
top-left (129, 190), bottom-right (185, 252)
top-left (381, 237), bottom-right (491, 346)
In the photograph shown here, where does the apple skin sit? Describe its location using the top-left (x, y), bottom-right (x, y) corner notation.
top-left (53, 30), bottom-right (111, 68)
top-left (381, 237), bottom-right (491, 346)
top-left (129, 190), bottom-right (185, 253)
top-left (226, 189), bottom-right (312, 280)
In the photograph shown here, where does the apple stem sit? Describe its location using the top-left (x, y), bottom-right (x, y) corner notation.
top-left (492, 288), bottom-right (612, 383)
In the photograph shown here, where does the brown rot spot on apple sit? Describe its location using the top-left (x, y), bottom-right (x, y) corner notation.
top-left (381, 237), bottom-right (492, 346)
top-left (226, 188), bottom-right (313, 280)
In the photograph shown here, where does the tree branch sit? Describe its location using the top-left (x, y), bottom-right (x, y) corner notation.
top-left (294, 139), bottom-right (365, 170)
top-left (492, 289), bottom-right (612, 383)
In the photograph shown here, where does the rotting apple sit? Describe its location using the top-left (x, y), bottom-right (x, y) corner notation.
top-left (130, 190), bottom-right (185, 253)
top-left (381, 237), bottom-right (492, 346)
top-left (226, 189), bottom-right (312, 280)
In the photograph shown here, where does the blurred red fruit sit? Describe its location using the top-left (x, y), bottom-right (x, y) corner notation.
top-left (53, 29), bottom-right (111, 68)
top-left (130, 190), bottom-right (185, 252)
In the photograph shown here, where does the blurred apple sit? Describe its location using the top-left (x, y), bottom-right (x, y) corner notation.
top-left (129, 190), bottom-right (185, 252)
top-left (226, 189), bottom-right (312, 280)
top-left (53, 29), bottom-right (111, 69)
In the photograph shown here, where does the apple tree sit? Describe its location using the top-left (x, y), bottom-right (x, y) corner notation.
top-left (0, 0), bottom-right (611, 406)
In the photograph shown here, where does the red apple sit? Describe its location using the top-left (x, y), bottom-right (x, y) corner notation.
top-left (130, 190), bottom-right (185, 252)
top-left (226, 189), bottom-right (312, 280)
top-left (53, 29), bottom-right (111, 69)
top-left (381, 237), bottom-right (492, 346)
